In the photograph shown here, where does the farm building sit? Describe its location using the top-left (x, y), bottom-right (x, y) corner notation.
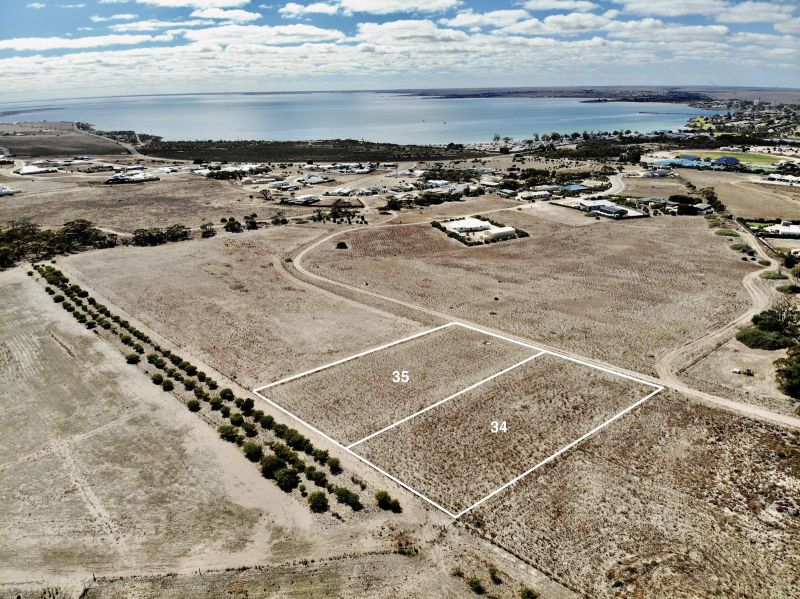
top-left (693, 203), bottom-right (714, 215)
top-left (712, 156), bottom-right (740, 166)
top-left (286, 194), bottom-right (319, 206)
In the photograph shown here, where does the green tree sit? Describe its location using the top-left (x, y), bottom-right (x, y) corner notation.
top-left (775, 346), bottom-right (800, 399)
top-left (308, 491), bottom-right (329, 513)
top-left (242, 441), bottom-right (263, 462)
top-left (260, 455), bottom-right (286, 479)
top-left (274, 468), bottom-right (300, 492)
top-left (218, 424), bottom-right (239, 443)
top-left (187, 399), bottom-right (201, 412)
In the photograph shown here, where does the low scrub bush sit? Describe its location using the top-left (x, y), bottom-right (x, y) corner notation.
top-left (242, 441), bottom-right (263, 462)
top-left (308, 491), bottom-right (329, 513)
top-left (125, 353), bottom-right (140, 364)
top-left (375, 490), bottom-right (402, 513)
top-left (736, 326), bottom-right (795, 350)
top-left (714, 228), bottom-right (739, 237)
top-left (333, 486), bottom-right (362, 511)
top-left (187, 400), bottom-right (201, 412)
top-left (761, 271), bottom-right (788, 280)
top-left (777, 284), bottom-right (800, 294)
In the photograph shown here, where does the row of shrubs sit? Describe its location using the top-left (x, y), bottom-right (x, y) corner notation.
top-left (33, 264), bottom-right (402, 514)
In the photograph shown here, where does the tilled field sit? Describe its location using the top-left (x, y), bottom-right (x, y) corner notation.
top-left (266, 324), bottom-right (537, 445)
top-left (60, 227), bottom-right (426, 389)
top-left (471, 391), bottom-right (800, 598)
top-left (355, 354), bottom-right (655, 515)
top-left (306, 216), bottom-right (753, 376)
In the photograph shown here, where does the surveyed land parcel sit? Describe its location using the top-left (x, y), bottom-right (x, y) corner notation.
top-left (256, 322), bottom-right (661, 517)
top-left (260, 323), bottom-right (539, 446)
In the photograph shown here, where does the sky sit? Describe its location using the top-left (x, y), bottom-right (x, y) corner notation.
top-left (1, 0), bottom-right (798, 102)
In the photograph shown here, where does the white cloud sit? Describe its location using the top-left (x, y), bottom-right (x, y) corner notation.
top-left (182, 23), bottom-right (346, 45)
top-left (615, 0), bottom-right (728, 17)
top-left (440, 9), bottom-right (529, 28)
top-left (26, 2), bottom-right (46, 8)
top-left (607, 18), bottom-right (730, 40)
top-left (0, 33), bottom-right (172, 51)
top-left (522, 0), bottom-right (598, 11)
top-left (190, 8), bottom-right (262, 21)
top-left (717, 1), bottom-right (796, 23)
top-left (90, 13), bottom-right (139, 21)
top-left (60, 3), bottom-right (86, 7)
top-left (503, 12), bottom-right (610, 34)
top-left (774, 17), bottom-right (800, 33)
top-left (340, 0), bottom-right (462, 15)
top-left (110, 19), bottom-right (214, 31)
top-left (135, 0), bottom-right (250, 7)
top-left (279, 2), bottom-right (339, 18)
top-left (355, 20), bottom-right (468, 44)
top-left (77, 26), bottom-right (94, 30)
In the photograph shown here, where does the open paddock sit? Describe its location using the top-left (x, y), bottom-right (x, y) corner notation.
top-left (262, 323), bottom-right (538, 446)
top-left (0, 172), bottom-right (298, 232)
top-left (471, 392), bottom-right (800, 598)
top-left (353, 353), bottom-right (658, 516)
top-left (60, 227), bottom-right (426, 389)
top-left (307, 216), bottom-right (753, 376)
top-left (677, 168), bottom-right (800, 219)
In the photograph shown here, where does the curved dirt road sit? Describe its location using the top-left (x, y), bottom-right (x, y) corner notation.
top-left (286, 215), bottom-right (800, 430)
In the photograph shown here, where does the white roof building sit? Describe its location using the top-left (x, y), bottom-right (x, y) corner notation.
top-left (444, 218), bottom-right (490, 233)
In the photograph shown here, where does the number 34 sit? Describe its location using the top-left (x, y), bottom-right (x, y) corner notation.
top-left (490, 420), bottom-right (508, 433)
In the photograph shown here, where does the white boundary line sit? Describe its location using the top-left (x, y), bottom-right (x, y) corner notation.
top-left (452, 385), bottom-right (664, 518)
top-left (251, 387), bottom-right (460, 518)
top-left (254, 322), bottom-right (455, 392)
top-left (251, 321), bottom-right (664, 519)
top-left (348, 351), bottom-right (546, 449)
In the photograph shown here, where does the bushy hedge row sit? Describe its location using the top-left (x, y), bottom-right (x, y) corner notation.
top-left (33, 264), bottom-right (366, 514)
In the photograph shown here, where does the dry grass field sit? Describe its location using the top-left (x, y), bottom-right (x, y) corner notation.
top-left (388, 196), bottom-right (522, 224)
top-left (677, 168), bottom-right (800, 219)
top-left (0, 268), bottom-right (296, 587)
top-left (307, 216), bottom-right (753, 376)
top-left (355, 354), bottom-right (655, 515)
top-left (1, 267), bottom-right (572, 599)
top-left (266, 324), bottom-right (536, 445)
top-left (0, 123), bottom-right (125, 156)
top-left (471, 391), bottom-right (800, 598)
top-left (620, 176), bottom-right (691, 199)
top-left (59, 227), bottom-right (427, 390)
top-left (0, 173), bottom-right (296, 233)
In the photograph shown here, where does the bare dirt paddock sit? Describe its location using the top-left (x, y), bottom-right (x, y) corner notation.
top-left (304, 215), bottom-right (753, 376)
top-left (0, 268), bottom-right (298, 590)
top-left (354, 353), bottom-right (657, 515)
top-left (471, 391), bottom-right (800, 598)
top-left (264, 323), bottom-right (537, 445)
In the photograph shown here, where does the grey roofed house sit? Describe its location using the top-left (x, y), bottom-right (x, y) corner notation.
top-left (694, 202), bottom-right (714, 214)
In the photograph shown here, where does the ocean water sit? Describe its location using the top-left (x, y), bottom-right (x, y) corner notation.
top-left (0, 92), bottom-right (715, 144)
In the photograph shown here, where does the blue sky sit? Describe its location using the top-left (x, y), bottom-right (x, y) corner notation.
top-left (1, 0), bottom-right (798, 101)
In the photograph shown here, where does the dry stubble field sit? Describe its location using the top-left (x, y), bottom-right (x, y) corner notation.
top-left (305, 215), bottom-right (753, 376)
top-left (0, 269), bottom-right (299, 589)
top-left (266, 323), bottom-right (537, 445)
top-left (471, 391), bottom-right (800, 598)
top-left (60, 227), bottom-right (427, 390)
top-left (355, 354), bottom-right (655, 515)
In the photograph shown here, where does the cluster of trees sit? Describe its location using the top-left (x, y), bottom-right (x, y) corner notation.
top-left (32, 265), bottom-right (372, 514)
top-left (1, 220), bottom-right (116, 269)
top-left (736, 300), bottom-right (800, 351)
top-left (131, 224), bottom-right (190, 246)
